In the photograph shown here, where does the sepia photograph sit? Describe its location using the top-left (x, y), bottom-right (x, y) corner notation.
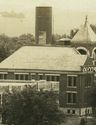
top-left (0, 0), bottom-right (95, 125)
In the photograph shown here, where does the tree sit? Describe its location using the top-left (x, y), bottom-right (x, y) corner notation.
top-left (18, 34), bottom-right (35, 46)
top-left (0, 33), bottom-right (35, 62)
top-left (2, 86), bottom-right (65, 125)
top-left (70, 29), bottom-right (79, 38)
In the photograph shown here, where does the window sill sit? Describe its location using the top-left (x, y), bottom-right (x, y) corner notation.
top-left (67, 86), bottom-right (77, 88)
top-left (66, 103), bottom-right (77, 105)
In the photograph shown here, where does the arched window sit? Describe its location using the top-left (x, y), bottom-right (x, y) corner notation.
top-left (77, 47), bottom-right (89, 56)
top-left (92, 47), bottom-right (96, 59)
top-left (78, 49), bottom-right (87, 55)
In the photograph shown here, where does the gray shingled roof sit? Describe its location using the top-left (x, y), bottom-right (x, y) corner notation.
top-left (0, 46), bottom-right (87, 71)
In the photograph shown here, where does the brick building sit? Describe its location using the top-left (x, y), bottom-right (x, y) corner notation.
top-left (0, 46), bottom-right (94, 115)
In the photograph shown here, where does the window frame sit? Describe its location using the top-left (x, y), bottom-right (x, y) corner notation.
top-left (66, 91), bottom-right (77, 104)
top-left (67, 75), bottom-right (77, 88)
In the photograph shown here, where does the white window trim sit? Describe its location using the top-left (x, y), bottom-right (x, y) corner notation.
top-left (14, 73), bottom-right (29, 75)
top-left (31, 73), bottom-right (36, 75)
top-left (66, 91), bottom-right (77, 93)
top-left (45, 74), bottom-right (60, 76)
top-left (67, 75), bottom-right (78, 77)
top-left (0, 72), bottom-right (8, 74)
top-left (38, 73), bottom-right (43, 75)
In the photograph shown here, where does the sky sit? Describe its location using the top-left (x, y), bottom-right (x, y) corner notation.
top-left (1, 0), bottom-right (96, 36)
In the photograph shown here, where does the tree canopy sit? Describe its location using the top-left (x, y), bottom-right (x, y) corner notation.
top-left (2, 86), bottom-right (64, 125)
top-left (0, 34), bottom-right (35, 62)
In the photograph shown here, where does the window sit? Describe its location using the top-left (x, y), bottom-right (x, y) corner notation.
top-left (56, 76), bottom-right (60, 81)
top-left (67, 92), bottom-right (77, 104)
top-left (68, 76), bottom-right (72, 86)
top-left (73, 93), bottom-right (76, 103)
top-left (4, 74), bottom-right (7, 79)
top-left (72, 110), bottom-right (75, 114)
top-left (73, 77), bottom-right (76, 86)
top-left (51, 76), bottom-right (60, 81)
top-left (15, 74), bottom-right (29, 80)
top-left (67, 109), bottom-right (70, 114)
top-left (38, 75), bottom-right (43, 80)
top-left (31, 75), bottom-right (35, 80)
top-left (67, 75), bottom-right (77, 87)
top-left (25, 75), bottom-right (29, 80)
top-left (45, 75), bottom-right (60, 82)
top-left (15, 74), bottom-right (19, 80)
top-left (46, 75), bottom-right (50, 81)
top-left (67, 93), bottom-right (71, 103)
top-left (87, 109), bottom-right (89, 114)
top-left (0, 74), bottom-right (2, 79)
top-left (51, 76), bottom-right (55, 81)
top-left (20, 74), bottom-right (24, 80)
top-left (0, 74), bottom-right (7, 79)
top-left (85, 74), bottom-right (92, 87)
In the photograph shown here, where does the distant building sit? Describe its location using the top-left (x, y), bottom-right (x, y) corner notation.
top-left (0, 46), bottom-right (93, 115)
top-left (56, 37), bottom-right (71, 46)
top-left (35, 6), bottom-right (52, 45)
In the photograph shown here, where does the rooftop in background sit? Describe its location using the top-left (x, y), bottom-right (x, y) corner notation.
top-left (71, 16), bottom-right (96, 44)
top-left (56, 37), bottom-right (71, 46)
top-left (0, 46), bottom-right (87, 71)
top-left (57, 38), bottom-right (71, 41)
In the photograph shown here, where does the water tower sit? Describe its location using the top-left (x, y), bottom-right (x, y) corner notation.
top-left (35, 6), bottom-right (52, 45)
